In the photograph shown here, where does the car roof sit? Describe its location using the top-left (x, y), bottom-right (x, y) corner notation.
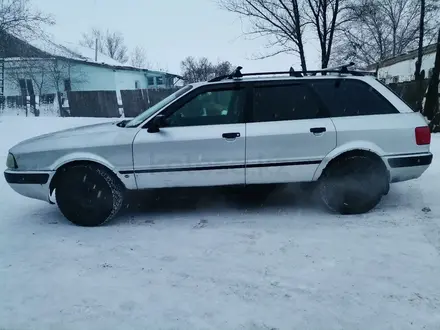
top-left (194, 74), bottom-right (377, 86)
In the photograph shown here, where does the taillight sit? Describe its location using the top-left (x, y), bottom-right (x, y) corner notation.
top-left (415, 126), bottom-right (431, 145)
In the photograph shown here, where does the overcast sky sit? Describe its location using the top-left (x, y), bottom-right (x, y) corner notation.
top-left (37, 0), bottom-right (321, 75)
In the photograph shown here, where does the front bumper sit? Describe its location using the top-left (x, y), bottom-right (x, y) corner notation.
top-left (4, 170), bottom-right (55, 202)
top-left (384, 153), bottom-right (433, 183)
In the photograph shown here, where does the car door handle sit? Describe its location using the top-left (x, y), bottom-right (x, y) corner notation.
top-left (222, 132), bottom-right (241, 139)
top-left (310, 127), bottom-right (326, 134)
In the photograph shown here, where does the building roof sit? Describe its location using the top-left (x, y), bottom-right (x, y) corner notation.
top-left (1, 32), bottom-right (182, 78)
top-left (366, 43), bottom-right (438, 70)
top-left (28, 37), bottom-right (127, 68)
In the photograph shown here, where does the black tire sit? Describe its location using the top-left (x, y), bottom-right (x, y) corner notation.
top-left (319, 155), bottom-right (388, 215)
top-left (55, 164), bottom-right (125, 226)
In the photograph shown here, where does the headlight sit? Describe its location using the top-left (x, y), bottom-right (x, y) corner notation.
top-left (6, 153), bottom-right (17, 169)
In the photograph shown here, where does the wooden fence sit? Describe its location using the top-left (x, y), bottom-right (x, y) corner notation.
top-left (120, 88), bottom-right (178, 117)
top-left (68, 88), bottom-right (177, 118)
top-left (120, 89), bottom-right (148, 117)
top-left (3, 83), bottom-right (435, 118)
top-left (387, 80), bottom-right (430, 110)
top-left (68, 91), bottom-right (120, 117)
top-left (0, 88), bottom-right (179, 117)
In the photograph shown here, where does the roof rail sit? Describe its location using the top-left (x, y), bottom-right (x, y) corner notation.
top-left (208, 62), bottom-right (369, 82)
top-left (228, 66), bottom-right (243, 79)
top-left (289, 67), bottom-right (303, 77)
top-left (322, 62), bottom-right (355, 73)
top-left (209, 66), bottom-right (243, 82)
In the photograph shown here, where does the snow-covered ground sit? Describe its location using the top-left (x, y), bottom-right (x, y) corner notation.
top-left (1, 117), bottom-right (440, 330)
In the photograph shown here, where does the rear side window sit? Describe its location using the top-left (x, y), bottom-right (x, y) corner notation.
top-left (252, 84), bottom-right (321, 122)
top-left (311, 79), bottom-right (399, 117)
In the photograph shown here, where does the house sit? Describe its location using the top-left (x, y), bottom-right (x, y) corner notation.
top-left (0, 33), bottom-right (182, 100)
top-left (368, 43), bottom-right (438, 84)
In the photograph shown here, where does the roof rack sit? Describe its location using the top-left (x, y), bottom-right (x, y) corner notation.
top-left (208, 62), bottom-right (369, 82)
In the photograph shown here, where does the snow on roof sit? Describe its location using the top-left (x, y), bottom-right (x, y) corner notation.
top-left (27, 35), bottom-right (131, 68)
top-left (11, 34), bottom-right (182, 78)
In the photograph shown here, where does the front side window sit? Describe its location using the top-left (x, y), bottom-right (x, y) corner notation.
top-left (252, 84), bottom-right (321, 122)
top-left (165, 88), bottom-right (246, 127)
top-left (311, 79), bottom-right (399, 117)
top-left (125, 85), bottom-right (193, 128)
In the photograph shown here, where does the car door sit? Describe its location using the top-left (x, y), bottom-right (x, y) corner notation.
top-left (245, 81), bottom-right (337, 184)
top-left (132, 84), bottom-right (247, 189)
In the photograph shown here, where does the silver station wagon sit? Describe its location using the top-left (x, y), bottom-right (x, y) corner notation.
top-left (4, 65), bottom-right (433, 226)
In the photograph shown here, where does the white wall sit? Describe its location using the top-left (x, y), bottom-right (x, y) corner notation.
top-left (3, 59), bottom-right (110, 95)
top-left (114, 69), bottom-right (147, 90)
top-left (378, 52), bottom-right (437, 83)
top-left (4, 70), bottom-right (23, 96)
top-left (3, 58), bottom-right (174, 97)
top-left (4, 59), bottom-right (70, 96)
top-left (70, 63), bottom-right (116, 91)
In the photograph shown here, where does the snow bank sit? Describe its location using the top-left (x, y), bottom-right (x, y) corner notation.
top-left (1, 117), bottom-right (440, 330)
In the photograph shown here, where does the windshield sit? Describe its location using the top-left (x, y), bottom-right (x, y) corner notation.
top-left (125, 85), bottom-right (193, 127)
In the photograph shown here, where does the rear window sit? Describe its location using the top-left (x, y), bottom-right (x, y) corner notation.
top-left (376, 79), bottom-right (416, 111)
top-left (310, 79), bottom-right (399, 117)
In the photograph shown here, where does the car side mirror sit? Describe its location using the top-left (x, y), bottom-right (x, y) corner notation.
top-left (147, 114), bottom-right (166, 133)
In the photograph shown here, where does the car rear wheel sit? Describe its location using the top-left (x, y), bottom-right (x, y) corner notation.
top-left (55, 164), bottom-right (124, 226)
top-left (319, 155), bottom-right (388, 214)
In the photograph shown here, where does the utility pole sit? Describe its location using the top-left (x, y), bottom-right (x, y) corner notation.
top-left (95, 38), bottom-right (98, 62)
top-left (0, 30), bottom-right (5, 96)
top-left (415, 0), bottom-right (426, 112)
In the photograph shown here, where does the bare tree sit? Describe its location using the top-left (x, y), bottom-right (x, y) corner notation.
top-left (0, 0), bottom-right (54, 38)
top-left (6, 57), bottom-right (88, 116)
top-left (80, 28), bottom-right (128, 64)
top-left (218, 0), bottom-right (308, 71)
top-left (181, 57), bottom-right (212, 83)
top-left (7, 58), bottom-right (49, 95)
top-left (130, 46), bottom-right (148, 68)
top-left (304, 0), bottom-right (348, 68)
top-left (47, 58), bottom-right (88, 116)
top-left (104, 31), bottom-right (128, 63)
top-left (181, 57), bottom-right (233, 83)
top-left (336, 0), bottom-right (439, 67)
top-left (0, 0), bottom-right (54, 60)
top-left (425, 28), bottom-right (440, 128)
top-left (414, 0), bottom-right (425, 80)
top-left (214, 60), bottom-right (234, 76)
top-left (79, 28), bottom-right (104, 52)
top-left (5, 58), bottom-right (43, 115)
top-left (414, 0), bottom-right (426, 112)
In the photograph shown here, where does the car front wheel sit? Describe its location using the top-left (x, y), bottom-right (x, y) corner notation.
top-left (55, 164), bottom-right (124, 226)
